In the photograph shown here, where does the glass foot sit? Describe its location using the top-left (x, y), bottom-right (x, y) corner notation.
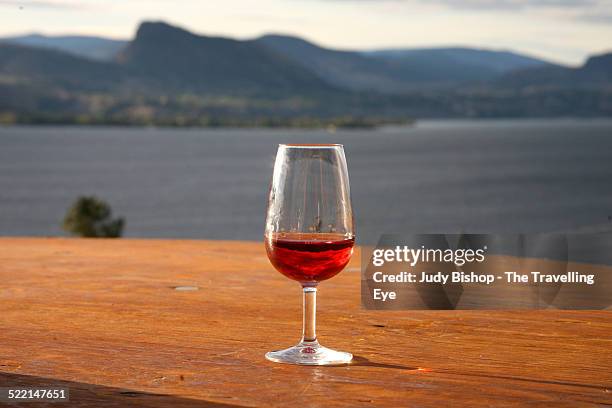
top-left (265, 340), bottom-right (352, 365)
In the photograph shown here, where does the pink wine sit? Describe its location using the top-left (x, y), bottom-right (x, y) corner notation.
top-left (265, 233), bottom-right (355, 284)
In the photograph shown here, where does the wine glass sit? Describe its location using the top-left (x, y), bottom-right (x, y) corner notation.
top-left (264, 144), bottom-right (355, 365)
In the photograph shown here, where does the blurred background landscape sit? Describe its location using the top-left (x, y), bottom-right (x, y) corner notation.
top-left (1, 0), bottom-right (611, 242)
top-left (1, 19), bottom-right (611, 125)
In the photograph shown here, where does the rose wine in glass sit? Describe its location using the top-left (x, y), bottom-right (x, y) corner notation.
top-left (264, 144), bottom-right (354, 365)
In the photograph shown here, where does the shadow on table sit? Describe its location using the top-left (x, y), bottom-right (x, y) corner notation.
top-left (351, 355), bottom-right (418, 371)
top-left (0, 372), bottom-right (245, 407)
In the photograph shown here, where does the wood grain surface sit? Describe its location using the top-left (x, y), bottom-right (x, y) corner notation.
top-left (0, 238), bottom-right (611, 407)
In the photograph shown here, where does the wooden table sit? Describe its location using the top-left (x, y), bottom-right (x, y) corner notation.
top-left (1, 238), bottom-right (611, 407)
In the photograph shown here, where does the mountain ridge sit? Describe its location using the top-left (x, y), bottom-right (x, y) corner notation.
top-left (499, 51), bottom-right (612, 88)
top-left (0, 33), bottom-right (127, 61)
top-left (254, 34), bottom-right (558, 92)
top-left (0, 20), bottom-right (611, 124)
top-left (364, 46), bottom-right (557, 72)
top-left (2, 28), bottom-right (559, 90)
top-left (114, 22), bottom-right (334, 95)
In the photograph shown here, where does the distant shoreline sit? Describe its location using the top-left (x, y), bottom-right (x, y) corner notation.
top-left (0, 115), bottom-right (415, 130)
top-left (3, 117), bottom-right (612, 131)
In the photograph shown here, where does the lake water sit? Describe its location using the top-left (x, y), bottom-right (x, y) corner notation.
top-left (1, 119), bottom-right (612, 243)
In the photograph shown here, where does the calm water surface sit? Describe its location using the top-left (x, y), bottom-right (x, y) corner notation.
top-left (1, 119), bottom-right (612, 243)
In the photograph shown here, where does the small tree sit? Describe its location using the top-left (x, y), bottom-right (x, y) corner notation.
top-left (63, 196), bottom-right (125, 238)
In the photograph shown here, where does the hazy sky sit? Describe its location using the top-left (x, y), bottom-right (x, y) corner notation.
top-left (0, 0), bottom-right (611, 65)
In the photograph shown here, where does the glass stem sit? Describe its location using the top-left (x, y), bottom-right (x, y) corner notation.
top-left (302, 287), bottom-right (317, 342)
